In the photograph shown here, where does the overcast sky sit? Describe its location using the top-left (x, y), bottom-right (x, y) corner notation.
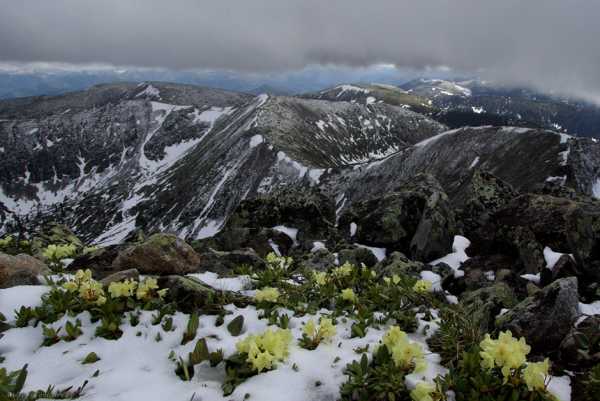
top-left (2, 0), bottom-right (600, 101)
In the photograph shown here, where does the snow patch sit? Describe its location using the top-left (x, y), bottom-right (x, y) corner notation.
top-left (249, 134), bottom-right (264, 148)
top-left (354, 243), bottom-right (386, 262)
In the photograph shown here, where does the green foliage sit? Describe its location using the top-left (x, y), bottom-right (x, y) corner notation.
top-left (181, 312), bottom-right (199, 345)
top-left (63, 320), bottom-right (83, 342)
top-left (41, 325), bottom-right (61, 347)
top-left (427, 305), bottom-right (483, 366)
top-left (1, 365), bottom-right (86, 400)
top-left (81, 352), bottom-right (100, 365)
top-left (175, 338), bottom-right (223, 381)
top-left (227, 315), bottom-right (244, 336)
top-left (340, 350), bottom-right (412, 401)
top-left (582, 364), bottom-right (600, 401)
top-left (0, 236), bottom-right (31, 256)
top-left (437, 347), bottom-right (557, 401)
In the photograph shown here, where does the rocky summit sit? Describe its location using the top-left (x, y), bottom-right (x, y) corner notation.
top-left (1, 81), bottom-right (600, 401)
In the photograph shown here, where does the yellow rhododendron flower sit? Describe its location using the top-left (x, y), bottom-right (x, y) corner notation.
top-left (302, 318), bottom-right (336, 344)
top-left (313, 271), bottom-right (328, 286)
top-left (333, 262), bottom-right (354, 277)
top-left (413, 280), bottom-right (432, 293)
top-left (236, 328), bottom-right (292, 372)
top-left (62, 281), bottom-right (78, 292)
top-left (479, 331), bottom-right (531, 380)
top-left (108, 279), bottom-right (137, 298)
top-left (157, 288), bottom-right (168, 298)
top-left (43, 243), bottom-right (77, 261)
top-left (340, 288), bottom-right (358, 303)
top-left (265, 252), bottom-right (293, 270)
top-left (255, 287), bottom-right (280, 303)
top-left (75, 269), bottom-right (93, 283)
top-left (136, 278), bottom-right (159, 300)
top-left (96, 295), bottom-right (107, 306)
top-left (78, 280), bottom-right (105, 303)
top-left (392, 274), bottom-right (401, 285)
top-left (410, 382), bottom-right (436, 401)
top-left (382, 326), bottom-right (426, 373)
top-left (522, 359), bottom-right (550, 391)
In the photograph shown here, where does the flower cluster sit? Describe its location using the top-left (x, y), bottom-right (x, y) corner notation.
top-left (0, 235), bottom-right (13, 248)
top-left (312, 271), bottom-right (328, 286)
top-left (63, 269), bottom-right (106, 306)
top-left (265, 252), bottom-right (293, 270)
top-left (236, 328), bottom-right (292, 372)
top-left (340, 288), bottom-right (358, 303)
top-left (302, 318), bottom-right (336, 344)
top-left (522, 359), bottom-right (550, 391)
top-left (480, 331), bottom-right (531, 380)
top-left (412, 280), bottom-right (432, 294)
top-left (382, 326), bottom-right (426, 373)
top-left (63, 270), bottom-right (167, 305)
top-left (383, 274), bottom-right (402, 285)
top-left (332, 262), bottom-right (354, 277)
top-left (254, 287), bottom-right (280, 303)
top-left (43, 243), bottom-right (77, 262)
top-left (410, 382), bottom-right (436, 401)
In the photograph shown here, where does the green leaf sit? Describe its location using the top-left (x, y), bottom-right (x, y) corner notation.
top-left (82, 352), bottom-right (101, 364)
top-left (227, 315), bottom-right (244, 336)
top-left (189, 338), bottom-right (210, 365)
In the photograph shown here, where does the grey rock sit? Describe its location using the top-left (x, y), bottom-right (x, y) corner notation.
top-left (0, 252), bottom-right (51, 288)
top-left (496, 277), bottom-right (580, 353)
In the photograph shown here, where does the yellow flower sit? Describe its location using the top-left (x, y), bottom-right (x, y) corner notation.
top-left (43, 243), bottom-right (77, 261)
top-left (340, 288), bottom-right (358, 303)
top-left (413, 280), bottom-right (432, 293)
top-left (265, 252), bottom-right (293, 270)
top-left (410, 382), bottom-right (436, 401)
top-left (302, 318), bottom-right (336, 344)
top-left (62, 281), bottom-right (78, 292)
top-left (479, 331), bottom-right (531, 380)
top-left (78, 280), bottom-right (105, 303)
top-left (96, 295), bottom-right (107, 306)
top-left (108, 279), bottom-right (137, 298)
top-left (75, 269), bottom-right (93, 283)
top-left (382, 326), bottom-right (426, 373)
top-left (255, 287), bottom-right (280, 303)
top-left (313, 271), bottom-right (328, 286)
top-left (333, 262), bottom-right (354, 277)
top-left (136, 278), bottom-right (159, 300)
top-left (157, 288), bottom-right (168, 298)
top-left (318, 318), bottom-right (336, 340)
top-left (384, 277), bottom-right (391, 285)
top-left (522, 359), bottom-right (550, 391)
top-left (392, 274), bottom-right (401, 285)
top-left (236, 328), bottom-right (292, 372)
top-left (303, 319), bottom-right (317, 338)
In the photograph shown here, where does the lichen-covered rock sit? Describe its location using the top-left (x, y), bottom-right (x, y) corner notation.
top-left (496, 277), bottom-right (580, 353)
top-left (157, 275), bottom-right (249, 314)
top-left (69, 245), bottom-right (123, 278)
top-left (559, 316), bottom-right (600, 368)
top-left (339, 174), bottom-right (456, 261)
top-left (0, 252), bottom-right (50, 288)
top-left (223, 188), bottom-right (336, 249)
top-left (112, 234), bottom-right (201, 275)
top-left (99, 269), bottom-right (140, 286)
top-left (298, 248), bottom-right (337, 272)
top-left (196, 248), bottom-right (265, 274)
top-left (337, 245), bottom-right (378, 268)
top-left (375, 251), bottom-right (427, 278)
top-left (461, 283), bottom-right (517, 331)
top-left (198, 227), bottom-right (293, 257)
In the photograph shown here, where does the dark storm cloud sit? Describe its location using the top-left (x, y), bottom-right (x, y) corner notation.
top-left (1, 0), bottom-right (600, 99)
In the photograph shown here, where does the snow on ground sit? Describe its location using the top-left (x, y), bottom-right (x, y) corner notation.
top-left (334, 84), bottom-right (370, 97)
top-left (579, 300), bottom-right (600, 316)
top-left (543, 246), bottom-right (572, 270)
top-left (249, 134), bottom-right (264, 148)
top-left (430, 236), bottom-right (471, 277)
top-left (413, 128), bottom-right (461, 148)
top-left (468, 156), bottom-right (480, 169)
top-left (592, 178), bottom-right (600, 199)
top-left (520, 273), bottom-right (541, 284)
top-left (0, 284), bottom-right (449, 401)
top-left (0, 285), bottom-right (50, 324)
top-left (188, 272), bottom-right (252, 292)
top-left (349, 222), bottom-right (357, 237)
top-left (311, 241), bottom-right (327, 252)
top-left (420, 271), bottom-right (443, 292)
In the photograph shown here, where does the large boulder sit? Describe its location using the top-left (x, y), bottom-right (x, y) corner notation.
top-left (339, 174), bottom-right (456, 261)
top-left (196, 227), bottom-right (293, 257)
top-left (0, 252), bottom-right (51, 288)
top-left (337, 245), bottom-right (379, 268)
top-left (112, 233), bottom-right (201, 275)
top-left (461, 283), bottom-right (517, 331)
top-left (220, 188), bottom-right (336, 250)
top-left (375, 251), bottom-right (427, 278)
top-left (496, 277), bottom-right (580, 353)
top-left (474, 194), bottom-right (600, 275)
top-left (69, 245), bottom-right (123, 278)
top-left (196, 248), bottom-right (265, 274)
top-left (559, 316), bottom-right (600, 368)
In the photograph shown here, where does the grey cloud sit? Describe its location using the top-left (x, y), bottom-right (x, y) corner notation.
top-left (1, 0), bottom-right (600, 98)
